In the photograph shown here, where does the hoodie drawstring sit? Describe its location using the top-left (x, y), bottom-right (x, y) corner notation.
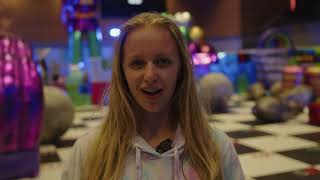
top-left (173, 142), bottom-right (180, 180)
top-left (135, 143), bottom-right (180, 180)
top-left (136, 148), bottom-right (142, 180)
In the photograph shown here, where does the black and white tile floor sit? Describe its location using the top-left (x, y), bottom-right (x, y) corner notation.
top-left (21, 101), bottom-right (320, 180)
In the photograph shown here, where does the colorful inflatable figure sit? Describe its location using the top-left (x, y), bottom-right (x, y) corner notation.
top-left (61, 0), bottom-right (101, 63)
top-left (0, 34), bottom-right (43, 179)
top-left (217, 52), bottom-right (239, 87)
top-left (236, 53), bottom-right (257, 93)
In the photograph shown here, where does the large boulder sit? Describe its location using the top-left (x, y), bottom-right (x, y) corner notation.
top-left (252, 96), bottom-right (287, 122)
top-left (40, 86), bottom-right (75, 143)
top-left (279, 85), bottom-right (313, 116)
top-left (270, 81), bottom-right (282, 97)
top-left (252, 85), bottom-right (313, 122)
top-left (198, 73), bottom-right (233, 113)
top-left (247, 82), bottom-right (265, 101)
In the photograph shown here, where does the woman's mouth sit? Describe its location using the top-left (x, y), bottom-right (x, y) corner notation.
top-left (141, 88), bottom-right (163, 99)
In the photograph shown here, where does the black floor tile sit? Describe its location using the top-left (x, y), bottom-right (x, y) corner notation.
top-left (294, 132), bottom-right (320, 143)
top-left (227, 129), bottom-right (271, 139)
top-left (279, 146), bottom-right (320, 165)
top-left (256, 167), bottom-right (320, 180)
top-left (54, 139), bottom-right (76, 148)
top-left (233, 142), bottom-right (259, 154)
top-left (40, 151), bottom-right (60, 163)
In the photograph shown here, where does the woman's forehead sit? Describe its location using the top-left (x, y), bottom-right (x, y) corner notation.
top-left (123, 26), bottom-right (179, 59)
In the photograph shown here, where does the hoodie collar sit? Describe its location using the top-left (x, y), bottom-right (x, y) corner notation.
top-left (133, 125), bottom-right (184, 180)
top-left (132, 124), bottom-right (185, 157)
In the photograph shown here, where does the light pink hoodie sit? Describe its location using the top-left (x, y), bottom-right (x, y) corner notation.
top-left (61, 126), bottom-right (245, 180)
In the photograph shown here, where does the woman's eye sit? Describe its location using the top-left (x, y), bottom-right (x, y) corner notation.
top-left (155, 58), bottom-right (172, 67)
top-left (129, 59), bottom-right (144, 69)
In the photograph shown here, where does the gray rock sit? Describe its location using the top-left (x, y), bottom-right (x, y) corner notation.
top-left (279, 85), bottom-right (313, 116)
top-left (40, 86), bottom-right (75, 143)
top-left (247, 82), bottom-right (265, 101)
top-left (270, 81), bottom-right (282, 97)
top-left (198, 73), bottom-right (233, 113)
top-left (252, 96), bottom-right (287, 122)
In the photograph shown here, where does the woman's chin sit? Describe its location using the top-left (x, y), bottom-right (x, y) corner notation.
top-left (141, 103), bottom-right (165, 113)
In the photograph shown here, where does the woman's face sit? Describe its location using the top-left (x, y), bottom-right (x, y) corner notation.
top-left (123, 25), bottom-right (180, 113)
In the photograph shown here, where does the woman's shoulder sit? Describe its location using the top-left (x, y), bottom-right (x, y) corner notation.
top-left (210, 126), bottom-right (246, 180)
top-left (73, 128), bottom-right (100, 151)
top-left (209, 126), bottom-right (237, 157)
top-left (61, 128), bottom-right (100, 180)
top-left (210, 126), bottom-right (231, 146)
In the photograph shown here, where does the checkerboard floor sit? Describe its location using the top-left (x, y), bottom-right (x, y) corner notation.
top-left (21, 101), bottom-right (320, 180)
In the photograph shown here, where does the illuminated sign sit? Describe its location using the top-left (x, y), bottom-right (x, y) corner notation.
top-left (127, 0), bottom-right (143, 5)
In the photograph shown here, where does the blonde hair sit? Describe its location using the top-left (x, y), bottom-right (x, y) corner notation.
top-left (84, 12), bottom-right (222, 180)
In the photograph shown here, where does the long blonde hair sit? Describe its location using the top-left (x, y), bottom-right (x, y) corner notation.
top-left (84, 12), bottom-right (222, 180)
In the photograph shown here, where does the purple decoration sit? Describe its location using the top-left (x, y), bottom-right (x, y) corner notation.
top-left (62, 0), bottom-right (98, 32)
top-left (0, 147), bottom-right (39, 179)
top-left (189, 41), bottom-right (219, 79)
top-left (0, 34), bottom-right (43, 179)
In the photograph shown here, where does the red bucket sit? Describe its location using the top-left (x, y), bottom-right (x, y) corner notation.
top-left (309, 102), bottom-right (320, 126)
top-left (282, 65), bottom-right (303, 91)
top-left (305, 66), bottom-right (320, 97)
top-left (91, 82), bottom-right (109, 105)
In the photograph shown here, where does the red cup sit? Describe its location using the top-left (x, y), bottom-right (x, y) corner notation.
top-left (309, 103), bottom-right (320, 126)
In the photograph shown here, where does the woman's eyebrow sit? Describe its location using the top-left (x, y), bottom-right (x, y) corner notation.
top-left (154, 54), bottom-right (171, 59)
top-left (126, 54), bottom-right (144, 60)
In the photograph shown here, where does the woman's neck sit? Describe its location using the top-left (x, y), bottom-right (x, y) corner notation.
top-left (137, 111), bottom-right (178, 148)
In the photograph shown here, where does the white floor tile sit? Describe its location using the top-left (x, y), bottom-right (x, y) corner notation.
top-left (61, 128), bottom-right (90, 140)
top-left (245, 176), bottom-right (256, 180)
top-left (38, 162), bottom-right (63, 180)
top-left (239, 135), bottom-right (318, 152)
top-left (85, 119), bottom-right (103, 128)
top-left (239, 152), bottom-right (310, 177)
top-left (241, 101), bottom-right (255, 107)
top-left (211, 113), bottom-right (256, 123)
top-left (20, 162), bottom-right (63, 180)
top-left (39, 145), bottom-right (57, 154)
top-left (231, 107), bottom-right (254, 114)
top-left (56, 147), bottom-right (73, 163)
top-left (255, 123), bottom-right (320, 135)
top-left (210, 122), bottom-right (252, 132)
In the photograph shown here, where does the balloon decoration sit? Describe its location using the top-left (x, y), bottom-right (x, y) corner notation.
top-left (61, 0), bottom-right (101, 63)
top-left (258, 28), bottom-right (294, 49)
top-left (0, 34), bottom-right (43, 179)
top-left (189, 25), bottom-right (204, 43)
top-left (174, 11), bottom-right (192, 42)
top-left (188, 25), bottom-right (219, 79)
top-left (162, 11), bottom-right (192, 42)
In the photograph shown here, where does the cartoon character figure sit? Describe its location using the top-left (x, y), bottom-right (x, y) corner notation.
top-left (61, 0), bottom-right (101, 63)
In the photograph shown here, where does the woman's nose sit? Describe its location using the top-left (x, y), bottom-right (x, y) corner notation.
top-left (144, 63), bottom-right (158, 84)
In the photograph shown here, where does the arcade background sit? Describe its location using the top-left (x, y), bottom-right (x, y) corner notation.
top-left (1, 0), bottom-right (320, 179)
top-left (4, 0), bottom-right (320, 106)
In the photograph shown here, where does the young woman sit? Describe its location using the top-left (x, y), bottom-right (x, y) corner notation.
top-left (62, 12), bottom-right (244, 180)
